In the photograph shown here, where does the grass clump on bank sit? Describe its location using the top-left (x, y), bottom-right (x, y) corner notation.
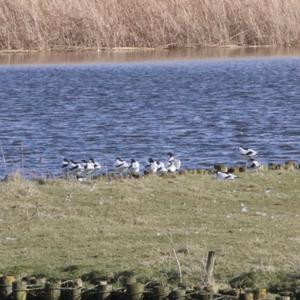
top-left (0, 170), bottom-right (299, 285)
top-left (1, 0), bottom-right (300, 51)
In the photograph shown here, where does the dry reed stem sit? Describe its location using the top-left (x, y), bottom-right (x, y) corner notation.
top-left (0, 0), bottom-right (300, 50)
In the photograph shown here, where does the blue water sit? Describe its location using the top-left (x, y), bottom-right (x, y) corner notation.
top-left (0, 57), bottom-right (300, 177)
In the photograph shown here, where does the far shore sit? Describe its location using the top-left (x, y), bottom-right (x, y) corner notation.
top-left (0, 44), bottom-right (297, 54)
top-left (1, 46), bottom-right (300, 66)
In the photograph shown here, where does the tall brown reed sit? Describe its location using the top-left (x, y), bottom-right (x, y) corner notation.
top-left (0, 0), bottom-right (300, 50)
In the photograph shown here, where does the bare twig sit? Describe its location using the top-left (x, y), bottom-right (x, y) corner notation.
top-left (172, 248), bottom-right (183, 284)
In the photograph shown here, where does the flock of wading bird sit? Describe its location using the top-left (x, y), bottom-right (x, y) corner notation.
top-left (61, 146), bottom-right (262, 181)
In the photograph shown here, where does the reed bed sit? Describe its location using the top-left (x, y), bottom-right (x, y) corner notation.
top-left (0, 0), bottom-right (300, 51)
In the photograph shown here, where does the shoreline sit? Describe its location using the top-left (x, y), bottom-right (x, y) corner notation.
top-left (0, 45), bottom-right (296, 54)
top-left (1, 46), bottom-right (300, 66)
top-left (1, 160), bottom-right (299, 182)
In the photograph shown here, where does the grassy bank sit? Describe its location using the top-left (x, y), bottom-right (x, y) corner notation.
top-left (0, 0), bottom-right (300, 51)
top-left (0, 170), bottom-right (299, 286)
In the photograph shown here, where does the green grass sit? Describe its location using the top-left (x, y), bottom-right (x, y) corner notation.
top-left (0, 170), bottom-right (299, 287)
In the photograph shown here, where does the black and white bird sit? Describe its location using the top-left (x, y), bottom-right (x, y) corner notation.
top-left (68, 160), bottom-right (84, 177)
top-left (156, 161), bottom-right (167, 174)
top-left (216, 171), bottom-right (237, 180)
top-left (114, 157), bottom-right (129, 175)
top-left (93, 160), bottom-right (101, 173)
top-left (168, 153), bottom-right (181, 171)
top-left (167, 160), bottom-right (177, 173)
top-left (248, 158), bottom-right (261, 169)
top-left (128, 159), bottom-right (140, 176)
top-left (144, 158), bottom-right (157, 174)
top-left (61, 158), bottom-right (70, 175)
top-left (79, 159), bottom-right (95, 178)
top-left (239, 146), bottom-right (258, 158)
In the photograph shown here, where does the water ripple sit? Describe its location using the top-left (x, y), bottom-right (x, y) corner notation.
top-left (0, 58), bottom-right (300, 177)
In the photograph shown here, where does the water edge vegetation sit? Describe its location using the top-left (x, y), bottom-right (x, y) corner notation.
top-left (1, 0), bottom-right (300, 51)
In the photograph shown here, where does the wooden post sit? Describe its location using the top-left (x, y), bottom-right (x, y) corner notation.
top-left (284, 160), bottom-right (299, 170)
top-left (12, 281), bottom-right (27, 300)
top-left (96, 281), bottom-right (112, 300)
top-left (153, 286), bottom-right (169, 300)
top-left (191, 291), bottom-right (213, 300)
top-left (126, 277), bottom-right (136, 285)
top-left (279, 292), bottom-right (291, 300)
top-left (36, 277), bottom-right (47, 286)
top-left (239, 166), bottom-right (246, 173)
top-left (214, 164), bottom-right (228, 173)
top-left (240, 291), bottom-right (254, 300)
top-left (205, 251), bottom-right (215, 287)
top-left (253, 288), bottom-right (267, 300)
top-left (45, 281), bottom-right (61, 300)
top-left (68, 279), bottom-right (82, 300)
top-left (168, 288), bottom-right (186, 299)
top-left (0, 276), bottom-right (15, 300)
top-left (233, 167), bottom-right (240, 173)
top-left (126, 283), bottom-right (144, 300)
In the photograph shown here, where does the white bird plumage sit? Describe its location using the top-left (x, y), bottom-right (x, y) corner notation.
top-left (68, 161), bottom-right (84, 177)
top-left (79, 159), bottom-right (96, 179)
top-left (168, 153), bottom-right (181, 171)
top-left (239, 146), bottom-right (258, 158)
top-left (144, 158), bottom-right (157, 174)
top-left (61, 158), bottom-right (70, 176)
top-left (248, 158), bottom-right (261, 169)
top-left (128, 159), bottom-right (140, 176)
top-left (156, 161), bottom-right (167, 174)
top-left (167, 160), bottom-right (177, 173)
top-left (114, 157), bottom-right (129, 175)
top-left (62, 158), bottom-right (102, 180)
top-left (61, 158), bottom-right (70, 169)
top-left (94, 161), bottom-right (101, 170)
top-left (216, 171), bottom-right (237, 180)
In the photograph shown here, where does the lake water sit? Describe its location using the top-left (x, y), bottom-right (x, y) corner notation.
top-left (0, 48), bottom-right (300, 177)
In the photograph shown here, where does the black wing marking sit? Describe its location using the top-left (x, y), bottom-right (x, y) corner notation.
top-left (115, 163), bottom-right (124, 168)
